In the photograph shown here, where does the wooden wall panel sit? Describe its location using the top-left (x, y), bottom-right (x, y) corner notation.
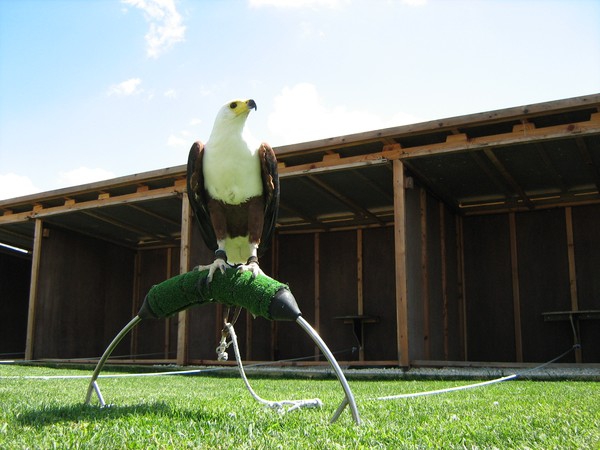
top-left (404, 183), bottom-right (424, 360)
top-left (571, 204), bottom-right (600, 362)
top-left (187, 224), bottom-right (220, 361)
top-left (34, 226), bottom-right (134, 359)
top-left (0, 251), bottom-right (31, 356)
top-left (103, 244), bottom-right (135, 356)
top-left (516, 210), bottom-right (573, 362)
top-left (442, 207), bottom-right (461, 360)
top-left (318, 231), bottom-right (358, 360)
top-left (426, 194), bottom-right (444, 360)
top-left (136, 248), bottom-right (171, 359)
top-left (275, 233), bottom-right (316, 361)
top-left (248, 246), bottom-right (275, 361)
top-left (362, 226), bottom-right (396, 361)
top-left (463, 215), bottom-right (515, 362)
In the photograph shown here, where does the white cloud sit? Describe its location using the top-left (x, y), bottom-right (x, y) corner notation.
top-left (267, 83), bottom-right (420, 145)
top-left (58, 167), bottom-right (116, 187)
top-left (0, 173), bottom-right (40, 200)
top-left (249, 0), bottom-right (345, 8)
top-left (107, 78), bottom-right (143, 96)
top-left (123, 0), bottom-right (186, 58)
top-left (167, 133), bottom-right (189, 148)
top-left (164, 88), bottom-right (177, 99)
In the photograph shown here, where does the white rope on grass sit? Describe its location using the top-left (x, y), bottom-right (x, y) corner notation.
top-left (370, 345), bottom-right (578, 402)
top-left (0, 368), bottom-right (216, 380)
top-left (374, 374), bottom-right (518, 401)
top-left (224, 322), bottom-right (323, 414)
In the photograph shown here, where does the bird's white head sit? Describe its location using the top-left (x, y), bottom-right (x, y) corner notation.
top-left (210, 98), bottom-right (257, 135)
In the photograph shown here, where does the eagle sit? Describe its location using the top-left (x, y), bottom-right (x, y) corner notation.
top-left (186, 99), bottom-right (279, 282)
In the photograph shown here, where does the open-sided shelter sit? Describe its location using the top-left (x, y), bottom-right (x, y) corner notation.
top-left (1, 94), bottom-right (599, 367)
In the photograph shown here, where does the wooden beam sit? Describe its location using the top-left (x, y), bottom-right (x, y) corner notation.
top-left (509, 212), bottom-right (523, 362)
top-left (278, 200), bottom-right (325, 229)
top-left (177, 194), bottom-right (192, 365)
top-left (399, 115), bottom-right (600, 159)
top-left (460, 193), bottom-right (600, 216)
top-left (351, 168), bottom-right (395, 204)
top-left (305, 175), bottom-right (385, 224)
top-left (393, 160), bottom-right (410, 367)
top-left (482, 148), bottom-right (534, 209)
top-left (279, 149), bottom-right (399, 178)
top-left (273, 94), bottom-right (600, 158)
top-left (24, 219), bottom-right (43, 360)
top-left (0, 184), bottom-right (182, 226)
top-left (127, 203), bottom-right (181, 227)
top-left (400, 159), bottom-right (461, 213)
top-left (80, 210), bottom-right (172, 243)
top-left (469, 150), bottom-right (515, 200)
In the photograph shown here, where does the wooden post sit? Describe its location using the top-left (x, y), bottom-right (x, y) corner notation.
top-left (565, 207), bottom-right (582, 363)
top-left (130, 251), bottom-right (141, 358)
top-left (314, 232), bottom-right (321, 360)
top-left (439, 203), bottom-right (449, 360)
top-left (165, 247), bottom-right (173, 359)
top-left (420, 188), bottom-right (430, 360)
top-left (509, 212), bottom-right (523, 362)
top-left (24, 219), bottom-right (43, 361)
top-left (271, 235), bottom-right (278, 361)
top-left (456, 215), bottom-right (467, 360)
top-left (393, 160), bottom-right (409, 367)
top-left (356, 228), bottom-right (364, 360)
top-left (177, 193), bottom-right (192, 365)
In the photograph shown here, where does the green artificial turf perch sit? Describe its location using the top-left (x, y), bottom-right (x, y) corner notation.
top-left (138, 267), bottom-right (302, 322)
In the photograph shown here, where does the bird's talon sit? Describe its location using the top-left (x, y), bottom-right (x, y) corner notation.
top-left (237, 261), bottom-right (264, 279)
top-left (197, 259), bottom-right (229, 283)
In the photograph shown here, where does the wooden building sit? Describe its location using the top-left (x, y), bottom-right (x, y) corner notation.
top-left (1, 94), bottom-right (599, 367)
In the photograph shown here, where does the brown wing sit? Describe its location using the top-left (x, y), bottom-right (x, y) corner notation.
top-left (258, 142), bottom-right (279, 256)
top-left (186, 141), bottom-right (218, 251)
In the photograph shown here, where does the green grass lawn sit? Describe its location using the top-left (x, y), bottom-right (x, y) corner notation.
top-left (1, 364), bottom-right (598, 449)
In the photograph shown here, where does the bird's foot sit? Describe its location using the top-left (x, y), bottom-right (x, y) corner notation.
top-left (195, 258), bottom-right (230, 283)
top-left (237, 259), bottom-right (264, 279)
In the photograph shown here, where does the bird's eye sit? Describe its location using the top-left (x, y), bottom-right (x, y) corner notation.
top-left (229, 102), bottom-right (237, 109)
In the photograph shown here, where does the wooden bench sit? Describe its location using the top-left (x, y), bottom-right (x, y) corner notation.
top-left (334, 315), bottom-right (379, 361)
top-left (542, 310), bottom-right (600, 363)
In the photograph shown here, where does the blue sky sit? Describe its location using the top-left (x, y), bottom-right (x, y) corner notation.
top-left (1, 0), bottom-right (599, 200)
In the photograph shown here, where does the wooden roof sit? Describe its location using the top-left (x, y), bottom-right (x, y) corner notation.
top-left (1, 93), bottom-right (599, 252)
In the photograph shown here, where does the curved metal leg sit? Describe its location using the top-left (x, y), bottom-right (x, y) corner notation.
top-left (296, 316), bottom-right (361, 425)
top-left (85, 315), bottom-right (142, 405)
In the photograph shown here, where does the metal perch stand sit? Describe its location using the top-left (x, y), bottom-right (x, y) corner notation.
top-left (85, 269), bottom-right (361, 425)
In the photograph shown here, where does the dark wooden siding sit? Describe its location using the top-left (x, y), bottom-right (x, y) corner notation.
top-left (516, 209), bottom-right (572, 362)
top-left (0, 251), bottom-right (31, 357)
top-left (463, 214), bottom-right (515, 362)
top-left (362, 226), bottom-right (396, 361)
top-left (33, 226), bottom-right (134, 359)
top-left (572, 205), bottom-right (600, 362)
top-left (275, 233), bottom-right (316, 361)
